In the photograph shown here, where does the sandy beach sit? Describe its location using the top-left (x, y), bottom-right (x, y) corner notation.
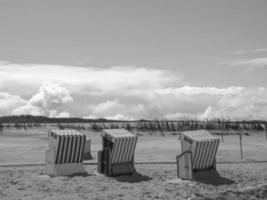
top-left (0, 162), bottom-right (267, 200)
top-left (0, 128), bottom-right (267, 199)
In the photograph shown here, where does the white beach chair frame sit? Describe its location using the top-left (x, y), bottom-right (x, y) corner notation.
top-left (45, 129), bottom-right (86, 176)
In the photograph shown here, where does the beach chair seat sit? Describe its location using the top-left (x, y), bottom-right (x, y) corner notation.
top-left (97, 129), bottom-right (138, 176)
top-left (45, 129), bottom-right (86, 176)
top-left (177, 130), bottom-right (220, 180)
top-left (111, 163), bottom-right (135, 176)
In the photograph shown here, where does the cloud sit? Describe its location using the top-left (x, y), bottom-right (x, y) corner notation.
top-left (161, 87), bottom-right (267, 121)
top-left (12, 105), bottom-right (43, 116)
top-left (91, 99), bottom-right (144, 120)
top-left (155, 86), bottom-right (243, 96)
top-left (12, 82), bottom-right (73, 117)
top-left (87, 86), bottom-right (267, 121)
top-left (164, 112), bottom-right (201, 120)
top-left (28, 82), bottom-right (73, 107)
top-left (54, 112), bottom-right (71, 118)
top-left (93, 99), bottom-right (123, 114)
top-left (201, 87), bottom-right (267, 120)
top-left (0, 92), bottom-right (26, 115)
top-left (0, 62), bottom-right (181, 98)
top-left (232, 48), bottom-right (267, 55)
top-left (105, 114), bottom-right (135, 121)
top-left (226, 48), bottom-right (267, 71)
top-left (229, 57), bottom-right (267, 71)
top-left (1, 61), bottom-right (267, 120)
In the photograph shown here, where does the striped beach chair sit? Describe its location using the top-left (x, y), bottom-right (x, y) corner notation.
top-left (45, 129), bottom-right (86, 176)
top-left (98, 129), bottom-right (138, 176)
top-left (177, 130), bottom-right (220, 180)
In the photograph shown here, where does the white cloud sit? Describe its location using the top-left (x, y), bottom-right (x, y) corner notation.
top-left (93, 99), bottom-right (123, 114)
top-left (1, 61), bottom-right (267, 120)
top-left (200, 87), bottom-right (267, 120)
top-left (105, 114), bottom-right (135, 121)
top-left (54, 112), bottom-right (71, 118)
top-left (229, 57), bottom-right (267, 71)
top-left (83, 115), bottom-right (98, 119)
top-left (12, 105), bottom-right (43, 116)
top-left (226, 48), bottom-right (267, 71)
top-left (164, 112), bottom-right (201, 120)
top-left (0, 62), bottom-right (181, 98)
top-left (161, 87), bottom-right (267, 121)
top-left (0, 92), bottom-right (26, 116)
top-left (28, 82), bottom-right (73, 107)
top-left (12, 82), bottom-right (73, 117)
top-left (232, 48), bottom-right (267, 55)
top-left (155, 86), bottom-right (243, 96)
top-left (92, 100), bottom-right (144, 120)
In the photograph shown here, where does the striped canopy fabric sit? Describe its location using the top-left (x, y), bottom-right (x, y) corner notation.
top-left (103, 129), bottom-right (137, 164)
top-left (48, 129), bottom-right (86, 164)
top-left (181, 130), bottom-right (220, 170)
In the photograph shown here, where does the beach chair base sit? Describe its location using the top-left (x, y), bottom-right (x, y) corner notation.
top-left (45, 163), bottom-right (86, 176)
top-left (177, 152), bottom-right (217, 180)
top-left (97, 149), bottom-right (135, 176)
top-left (83, 152), bottom-right (93, 160)
top-left (111, 163), bottom-right (135, 176)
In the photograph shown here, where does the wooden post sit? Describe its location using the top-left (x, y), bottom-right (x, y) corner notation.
top-left (97, 150), bottom-right (103, 173)
top-left (221, 133), bottom-right (224, 143)
top-left (239, 132), bottom-right (243, 160)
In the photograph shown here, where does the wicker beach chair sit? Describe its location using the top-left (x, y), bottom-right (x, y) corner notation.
top-left (177, 130), bottom-right (220, 180)
top-left (45, 129), bottom-right (86, 176)
top-left (97, 129), bottom-right (138, 176)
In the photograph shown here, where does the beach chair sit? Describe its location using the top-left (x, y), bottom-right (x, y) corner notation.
top-left (177, 130), bottom-right (220, 180)
top-left (45, 129), bottom-right (86, 176)
top-left (83, 139), bottom-right (93, 160)
top-left (97, 129), bottom-right (138, 176)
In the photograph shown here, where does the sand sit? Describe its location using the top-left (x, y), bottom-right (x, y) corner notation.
top-left (0, 163), bottom-right (267, 200)
top-left (0, 128), bottom-right (267, 199)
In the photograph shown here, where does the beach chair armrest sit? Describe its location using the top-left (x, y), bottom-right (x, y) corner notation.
top-left (176, 151), bottom-right (193, 180)
top-left (176, 151), bottom-right (192, 160)
top-left (45, 148), bottom-right (55, 164)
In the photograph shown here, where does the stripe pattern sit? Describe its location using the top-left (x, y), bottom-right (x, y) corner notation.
top-left (48, 129), bottom-right (86, 164)
top-left (103, 129), bottom-right (137, 164)
top-left (181, 130), bottom-right (220, 170)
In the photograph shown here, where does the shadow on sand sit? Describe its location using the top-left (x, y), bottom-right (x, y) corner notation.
top-left (193, 169), bottom-right (235, 186)
top-left (67, 172), bottom-right (96, 178)
top-left (114, 172), bottom-right (152, 183)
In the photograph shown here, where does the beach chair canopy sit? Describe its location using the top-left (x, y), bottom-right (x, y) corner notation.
top-left (102, 129), bottom-right (137, 164)
top-left (181, 130), bottom-right (219, 170)
top-left (48, 129), bottom-right (86, 164)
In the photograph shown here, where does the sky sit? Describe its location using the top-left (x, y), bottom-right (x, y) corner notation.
top-left (1, 0), bottom-right (267, 120)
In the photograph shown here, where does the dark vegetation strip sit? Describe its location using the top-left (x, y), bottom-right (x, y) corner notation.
top-left (0, 116), bottom-right (266, 133)
top-left (2, 115), bottom-right (265, 125)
